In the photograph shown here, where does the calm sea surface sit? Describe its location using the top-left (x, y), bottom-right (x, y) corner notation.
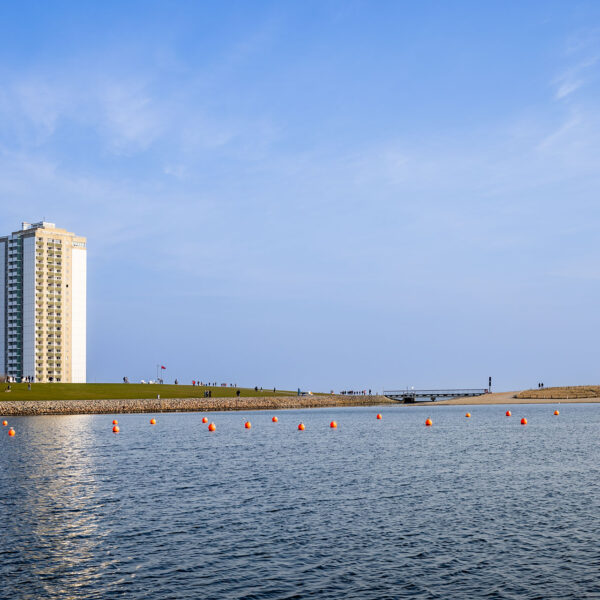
top-left (1, 404), bottom-right (599, 599)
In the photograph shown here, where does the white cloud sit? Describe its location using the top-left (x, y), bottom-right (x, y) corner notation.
top-left (163, 164), bottom-right (186, 178)
top-left (553, 51), bottom-right (598, 101)
top-left (99, 82), bottom-right (164, 153)
top-left (555, 79), bottom-right (583, 99)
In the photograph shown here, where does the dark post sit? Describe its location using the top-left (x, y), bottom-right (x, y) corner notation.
top-left (489, 376), bottom-right (492, 392)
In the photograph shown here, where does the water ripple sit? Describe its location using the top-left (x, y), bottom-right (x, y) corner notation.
top-left (1, 406), bottom-right (600, 598)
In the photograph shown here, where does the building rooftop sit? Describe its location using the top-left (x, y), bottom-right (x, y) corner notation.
top-left (21, 221), bottom-right (56, 231)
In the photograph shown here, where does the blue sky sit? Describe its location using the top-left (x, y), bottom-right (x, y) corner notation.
top-left (1, 1), bottom-right (599, 391)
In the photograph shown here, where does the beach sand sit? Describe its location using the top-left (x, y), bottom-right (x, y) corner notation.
top-left (432, 391), bottom-right (600, 405)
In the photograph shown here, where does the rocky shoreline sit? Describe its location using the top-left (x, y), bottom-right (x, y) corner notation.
top-left (0, 394), bottom-right (395, 416)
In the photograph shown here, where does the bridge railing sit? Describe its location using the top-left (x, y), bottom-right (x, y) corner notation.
top-left (384, 388), bottom-right (487, 396)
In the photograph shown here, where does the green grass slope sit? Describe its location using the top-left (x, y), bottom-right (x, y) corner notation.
top-left (0, 383), bottom-right (297, 402)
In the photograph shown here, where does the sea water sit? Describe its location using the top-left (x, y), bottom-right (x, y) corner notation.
top-left (1, 404), bottom-right (599, 599)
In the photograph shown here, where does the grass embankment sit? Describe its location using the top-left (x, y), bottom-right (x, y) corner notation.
top-left (517, 386), bottom-right (600, 400)
top-left (0, 383), bottom-right (298, 402)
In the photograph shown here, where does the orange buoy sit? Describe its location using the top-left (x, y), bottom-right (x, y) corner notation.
top-left (376, 413), bottom-right (382, 420)
top-left (272, 416), bottom-right (278, 423)
top-left (465, 413), bottom-right (471, 418)
top-left (554, 410), bottom-right (559, 416)
top-left (150, 418), bottom-right (156, 425)
top-left (245, 421), bottom-right (251, 429)
top-left (425, 418), bottom-right (433, 427)
top-left (298, 423), bottom-right (305, 431)
top-left (2, 420), bottom-right (7, 426)
top-left (202, 416), bottom-right (208, 423)
top-left (330, 420), bottom-right (338, 428)
top-left (112, 425), bottom-right (120, 433)
top-left (112, 419), bottom-right (118, 425)
top-left (208, 422), bottom-right (216, 432)
top-left (506, 410), bottom-right (512, 417)
top-left (8, 428), bottom-right (15, 437)
top-left (521, 417), bottom-right (527, 425)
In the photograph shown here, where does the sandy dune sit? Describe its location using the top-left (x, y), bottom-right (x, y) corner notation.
top-left (432, 391), bottom-right (600, 405)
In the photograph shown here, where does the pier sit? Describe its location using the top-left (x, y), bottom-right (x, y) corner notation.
top-left (383, 388), bottom-right (488, 403)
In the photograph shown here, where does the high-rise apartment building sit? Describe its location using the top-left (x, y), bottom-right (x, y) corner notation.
top-left (0, 222), bottom-right (86, 383)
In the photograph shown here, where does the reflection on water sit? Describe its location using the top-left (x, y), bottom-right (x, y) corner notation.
top-left (2, 416), bottom-right (111, 599)
top-left (1, 405), bottom-right (600, 599)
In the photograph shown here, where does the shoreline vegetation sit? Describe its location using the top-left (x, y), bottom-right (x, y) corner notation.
top-left (1, 384), bottom-right (599, 416)
top-left (516, 386), bottom-right (600, 400)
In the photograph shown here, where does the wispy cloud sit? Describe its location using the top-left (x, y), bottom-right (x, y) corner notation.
top-left (0, 63), bottom-right (278, 162)
top-left (553, 56), bottom-right (597, 100)
top-left (99, 82), bottom-right (164, 153)
top-left (555, 78), bottom-right (583, 99)
top-left (553, 26), bottom-right (600, 100)
top-left (163, 164), bottom-right (186, 178)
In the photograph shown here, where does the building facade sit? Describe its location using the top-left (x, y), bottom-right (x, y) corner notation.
top-left (0, 222), bottom-right (86, 383)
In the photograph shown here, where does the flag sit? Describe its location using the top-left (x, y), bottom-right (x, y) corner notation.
top-left (161, 365), bottom-right (166, 370)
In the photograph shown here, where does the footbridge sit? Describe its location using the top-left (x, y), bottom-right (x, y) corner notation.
top-left (383, 388), bottom-right (489, 403)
